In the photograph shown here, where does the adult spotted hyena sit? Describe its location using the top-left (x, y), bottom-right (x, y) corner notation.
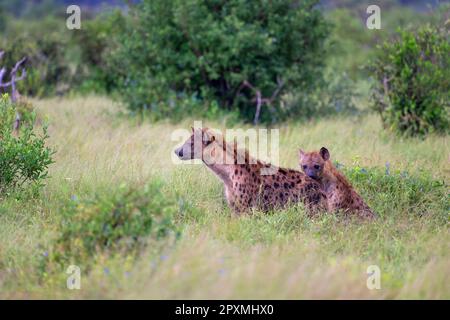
top-left (174, 127), bottom-right (326, 214)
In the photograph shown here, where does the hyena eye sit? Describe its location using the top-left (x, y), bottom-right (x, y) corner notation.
top-left (314, 165), bottom-right (320, 170)
top-left (203, 134), bottom-right (215, 146)
top-left (302, 165), bottom-right (307, 170)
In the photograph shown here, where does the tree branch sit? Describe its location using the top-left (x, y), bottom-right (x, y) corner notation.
top-left (239, 78), bottom-right (285, 125)
top-left (0, 55), bottom-right (27, 132)
top-left (0, 57), bottom-right (27, 103)
top-left (0, 67), bottom-right (6, 86)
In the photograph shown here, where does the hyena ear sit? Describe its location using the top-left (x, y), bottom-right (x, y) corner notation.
top-left (203, 130), bottom-right (215, 143)
top-left (320, 147), bottom-right (330, 161)
top-left (298, 149), bottom-right (305, 161)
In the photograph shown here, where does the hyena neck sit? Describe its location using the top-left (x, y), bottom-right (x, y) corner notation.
top-left (204, 162), bottom-right (233, 188)
top-left (321, 161), bottom-right (352, 192)
top-left (219, 138), bottom-right (261, 166)
top-left (202, 140), bottom-right (259, 189)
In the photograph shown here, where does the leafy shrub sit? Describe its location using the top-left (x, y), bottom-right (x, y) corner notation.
top-left (46, 181), bottom-right (180, 270)
top-left (0, 95), bottom-right (54, 196)
top-left (369, 26), bottom-right (449, 136)
top-left (110, 0), bottom-right (329, 123)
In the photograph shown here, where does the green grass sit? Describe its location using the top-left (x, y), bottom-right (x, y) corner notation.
top-left (0, 96), bottom-right (448, 299)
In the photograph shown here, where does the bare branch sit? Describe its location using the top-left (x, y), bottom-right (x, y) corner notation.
top-left (0, 57), bottom-right (27, 87)
top-left (0, 56), bottom-right (27, 102)
top-left (0, 53), bottom-right (27, 131)
top-left (0, 67), bottom-right (6, 86)
top-left (0, 69), bottom-right (27, 88)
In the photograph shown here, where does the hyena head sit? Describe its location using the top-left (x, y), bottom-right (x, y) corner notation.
top-left (175, 127), bottom-right (224, 162)
top-left (298, 147), bottom-right (330, 180)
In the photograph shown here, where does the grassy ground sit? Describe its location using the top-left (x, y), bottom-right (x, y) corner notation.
top-left (0, 96), bottom-right (448, 299)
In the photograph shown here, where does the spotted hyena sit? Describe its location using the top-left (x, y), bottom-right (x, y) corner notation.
top-left (174, 128), bottom-right (327, 214)
top-left (298, 147), bottom-right (376, 219)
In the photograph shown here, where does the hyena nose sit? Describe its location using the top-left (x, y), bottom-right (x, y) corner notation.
top-left (175, 148), bottom-right (183, 158)
top-left (306, 171), bottom-right (317, 179)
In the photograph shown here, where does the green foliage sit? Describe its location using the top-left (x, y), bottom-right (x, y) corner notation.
top-left (0, 10), bottom-right (124, 97)
top-left (0, 0), bottom-right (59, 18)
top-left (0, 5), bottom-right (5, 30)
top-left (281, 71), bottom-right (359, 119)
top-left (110, 0), bottom-right (329, 123)
top-left (71, 10), bottom-right (127, 94)
top-left (325, 8), bottom-right (376, 80)
top-left (369, 26), bottom-right (450, 136)
top-left (325, 3), bottom-right (449, 82)
top-left (0, 95), bottom-right (54, 196)
top-left (46, 181), bottom-right (180, 271)
top-left (341, 164), bottom-right (448, 222)
top-left (1, 17), bottom-right (72, 96)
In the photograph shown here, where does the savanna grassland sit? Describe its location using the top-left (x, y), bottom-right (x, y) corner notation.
top-left (0, 96), bottom-right (448, 299)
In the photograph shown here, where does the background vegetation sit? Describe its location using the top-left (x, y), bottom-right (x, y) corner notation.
top-left (370, 25), bottom-right (449, 136)
top-left (0, 95), bottom-right (53, 196)
top-left (0, 0), bottom-right (448, 299)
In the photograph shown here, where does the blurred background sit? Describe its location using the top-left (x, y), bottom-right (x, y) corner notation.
top-left (0, 0), bottom-right (448, 130)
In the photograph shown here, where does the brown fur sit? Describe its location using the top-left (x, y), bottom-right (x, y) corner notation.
top-left (299, 147), bottom-right (376, 219)
top-left (175, 128), bottom-right (327, 214)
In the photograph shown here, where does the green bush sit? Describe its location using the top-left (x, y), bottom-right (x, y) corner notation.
top-left (0, 95), bottom-right (54, 196)
top-left (369, 26), bottom-right (449, 136)
top-left (46, 181), bottom-right (180, 270)
top-left (110, 0), bottom-right (329, 123)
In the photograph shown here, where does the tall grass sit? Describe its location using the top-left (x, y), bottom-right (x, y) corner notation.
top-left (0, 96), bottom-right (448, 299)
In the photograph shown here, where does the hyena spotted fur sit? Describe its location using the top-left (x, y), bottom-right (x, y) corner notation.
top-left (175, 128), bottom-right (327, 214)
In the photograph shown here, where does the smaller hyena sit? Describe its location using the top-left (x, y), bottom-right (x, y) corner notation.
top-left (175, 128), bottom-right (327, 214)
top-left (299, 147), bottom-right (376, 219)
